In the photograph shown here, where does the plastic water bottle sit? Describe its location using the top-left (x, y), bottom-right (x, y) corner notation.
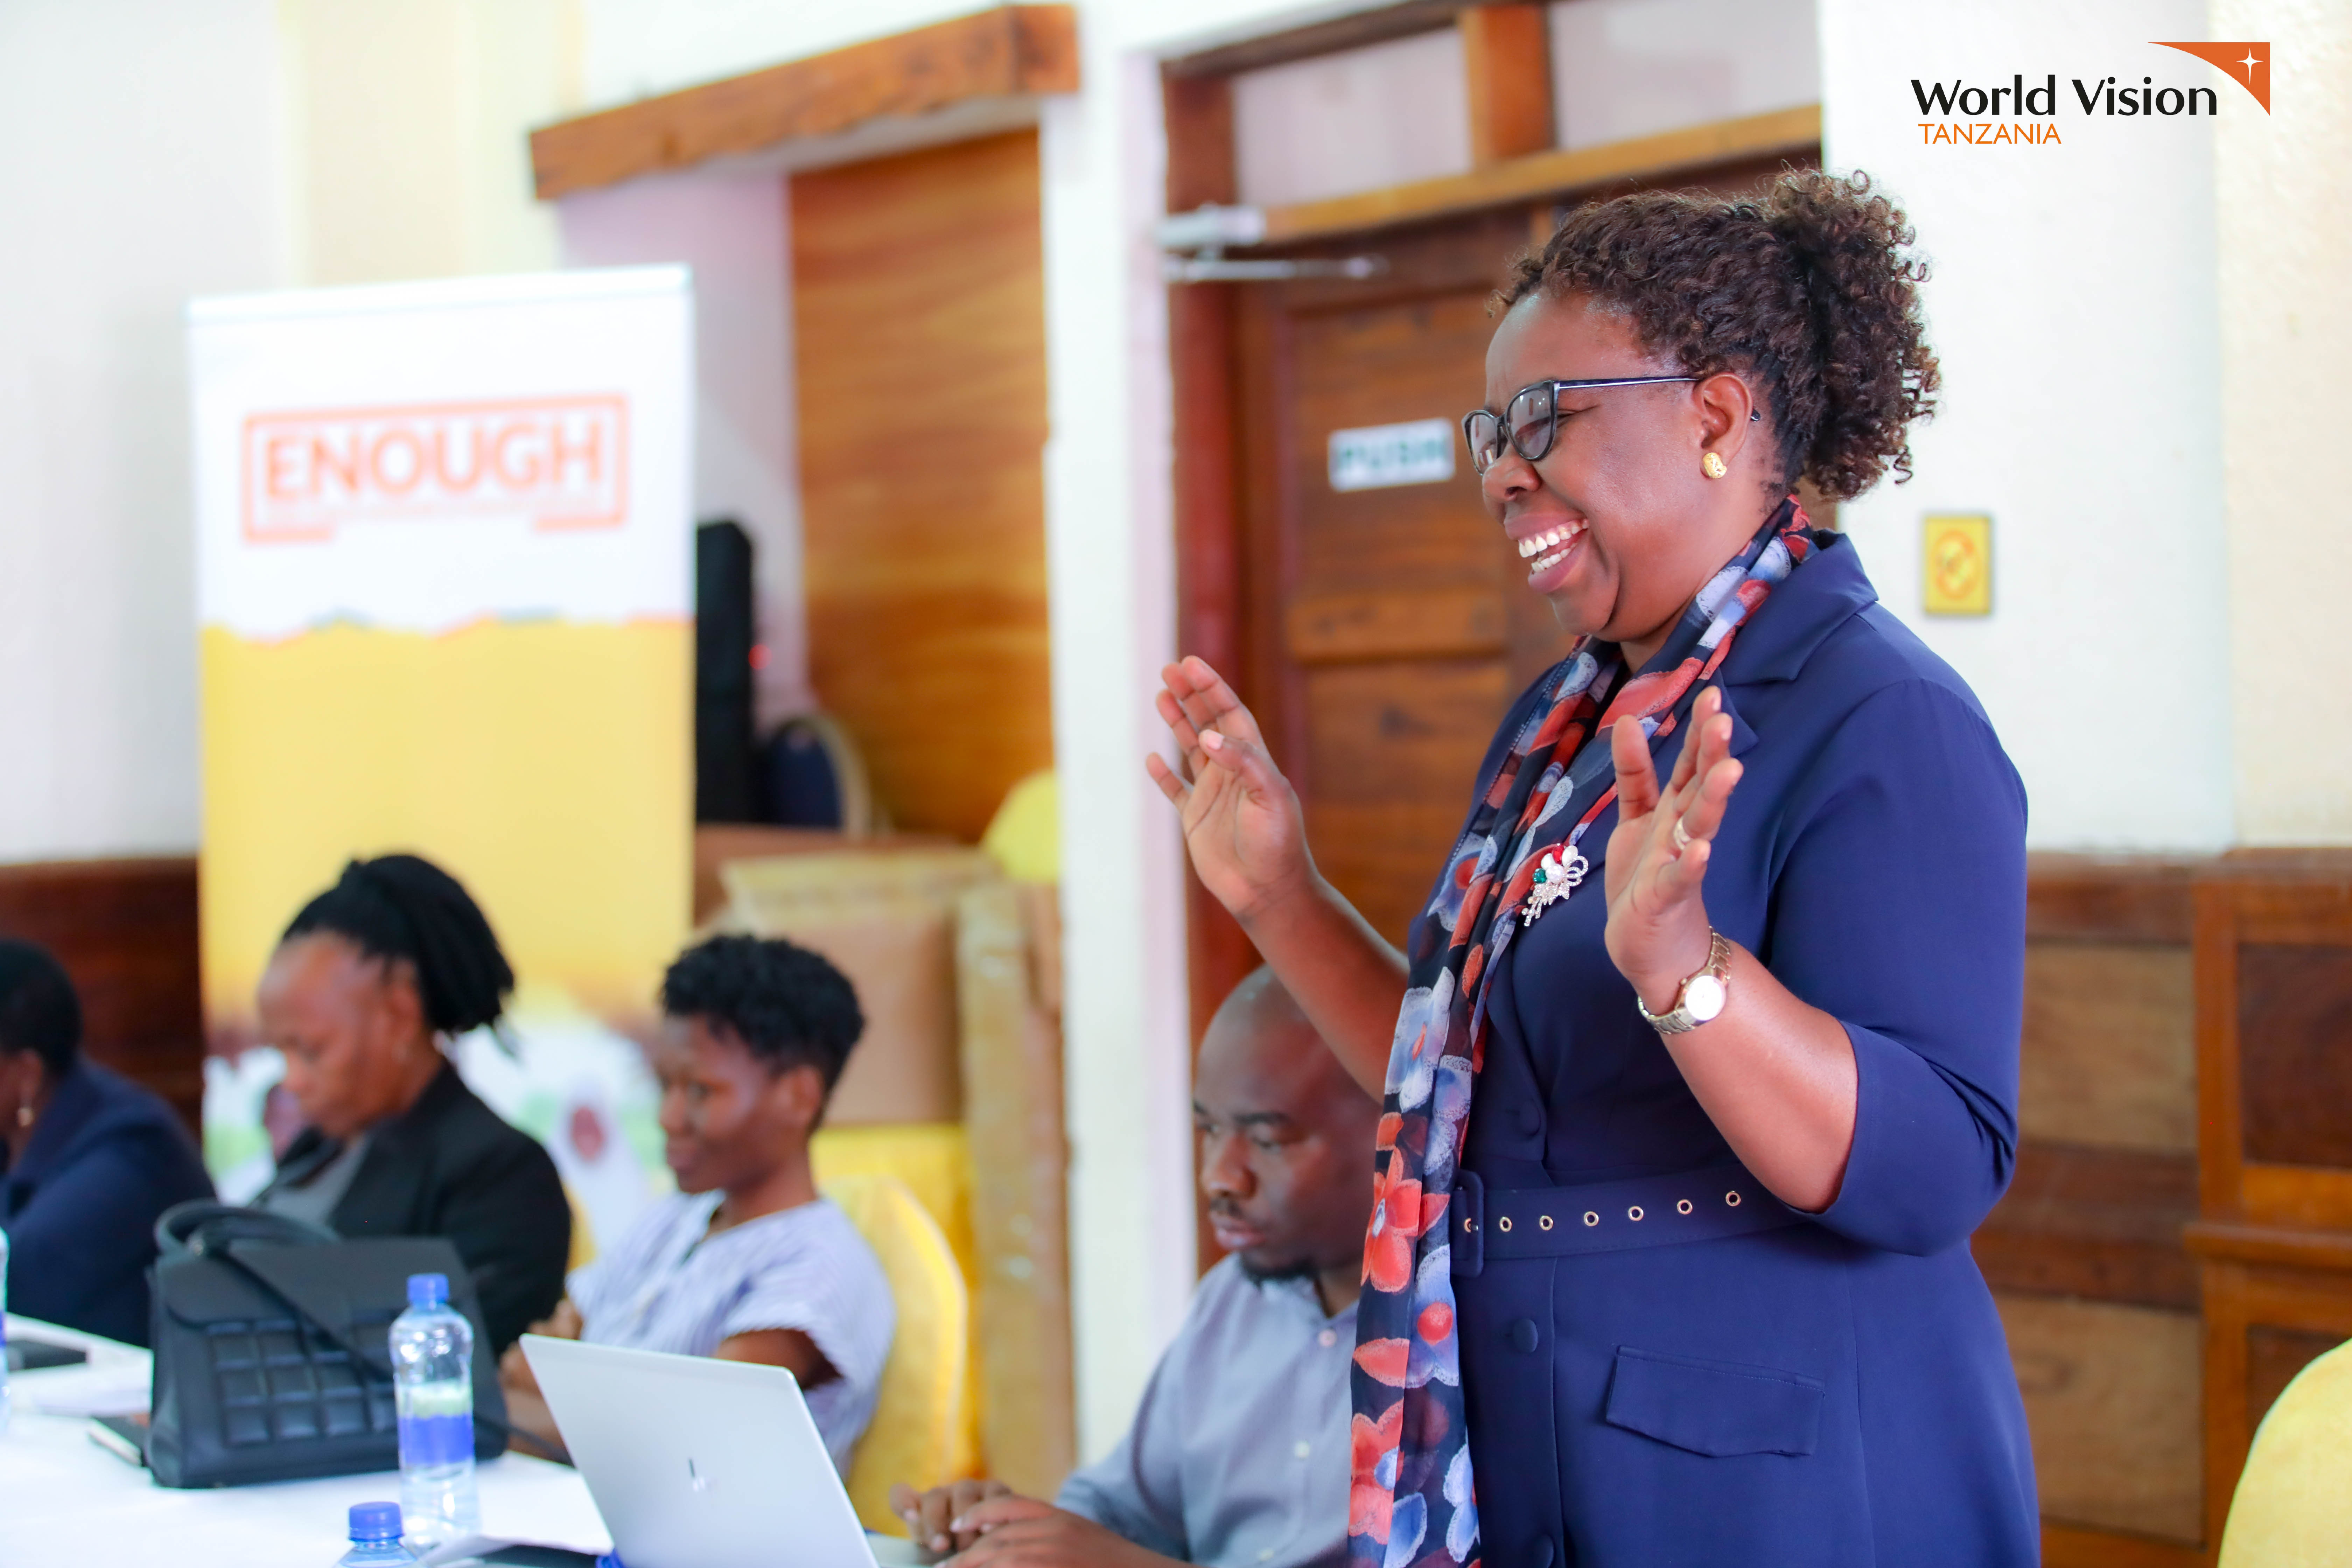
top-left (337, 1502), bottom-right (419, 1566)
top-left (390, 1273), bottom-right (478, 1544)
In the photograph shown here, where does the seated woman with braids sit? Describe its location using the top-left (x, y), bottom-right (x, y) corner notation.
top-left (252, 854), bottom-right (569, 1354)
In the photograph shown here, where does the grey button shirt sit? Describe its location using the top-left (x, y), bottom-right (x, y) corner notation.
top-left (1058, 1256), bottom-right (1354, 1568)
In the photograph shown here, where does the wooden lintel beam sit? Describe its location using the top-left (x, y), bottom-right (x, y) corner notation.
top-left (1459, 5), bottom-right (1553, 166)
top-left (1258, 104), bottom-right (1822, 245)
top-left (529, 5), bottom-right (1079, 200)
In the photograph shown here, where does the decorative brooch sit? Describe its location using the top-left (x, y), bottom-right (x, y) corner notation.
top-left (1521, 846), bottom-right (1589, 926)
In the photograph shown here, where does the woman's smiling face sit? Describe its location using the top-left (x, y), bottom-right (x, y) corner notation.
top-left (1478, 291), bottom-right (1742, 658)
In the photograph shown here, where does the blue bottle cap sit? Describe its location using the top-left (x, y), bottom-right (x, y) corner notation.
top-left (349, 1501), bottom-right (403, 1541)
top-left (406, 1273), bottom-right (449, 1309)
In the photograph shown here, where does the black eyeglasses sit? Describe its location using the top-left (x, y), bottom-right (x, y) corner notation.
top-left (1462, 377), bottom-right (1696, 475)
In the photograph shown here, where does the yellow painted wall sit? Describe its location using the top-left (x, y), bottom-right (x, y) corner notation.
top-left (199, 617), bottom-right (690, 1043)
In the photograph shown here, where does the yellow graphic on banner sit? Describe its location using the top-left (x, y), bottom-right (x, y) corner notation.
top-left (199, 618), bottom-right (691, 1048)
top-left (1922, 514), bottom-right (1993, 617)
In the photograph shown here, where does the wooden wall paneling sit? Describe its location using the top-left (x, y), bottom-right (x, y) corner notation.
top-left (1458, 6), bottom-right (1554, 166)
top-left (1997, 1293), bottom-right (2203, 1547)
top-left (0, 857), bottom-right (204, 1136)
top-left (2041, 1524), bottom-right (2207, 1568)
top-left (2184, 853), bottom-right (2352, 1546)
top-left (1973, 1143), bottom-right (2199, 1310)
top-left (2187, 1247), bottom-right (2352, 1547)
top-left (530, 5), bottom-right (1079, 198)
top-left (793, 130), bottom-right (1053, 843)
top-left (2019, 941), bottom-right (2196, 1155)
top-left (2194, 862), bottom-right (2352, 1227)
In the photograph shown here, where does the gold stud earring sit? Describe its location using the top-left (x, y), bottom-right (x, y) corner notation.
top-left (1702, 452), bottom-right (1728, 479)
top-left (14, 1104), bottom-right (31, 1129)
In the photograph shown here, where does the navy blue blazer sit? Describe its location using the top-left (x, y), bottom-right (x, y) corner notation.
top-left (1414, 534), bottom-right (2037, 1566)
top-left (1, 1058), bottom-right (214, 1346)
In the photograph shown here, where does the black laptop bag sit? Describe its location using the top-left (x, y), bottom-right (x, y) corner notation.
top-left (145, 1202), bottom-right (508, 1488)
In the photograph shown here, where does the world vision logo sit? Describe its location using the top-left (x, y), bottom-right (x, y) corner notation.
top-left (1911, 41), bottom-right (2269, 146)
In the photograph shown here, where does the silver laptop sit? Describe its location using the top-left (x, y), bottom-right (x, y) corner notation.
top-left (522, 1336), bottom-right (931, 1568)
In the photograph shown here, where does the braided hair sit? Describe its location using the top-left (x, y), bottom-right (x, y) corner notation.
top-left (1504, 169), bottom-right (1940, 500)
top-left (282, 855), bottom-right (514, 1037)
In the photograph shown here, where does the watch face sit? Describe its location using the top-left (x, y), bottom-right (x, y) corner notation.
top-left (1683, 973), bottom-right (1728, 1023)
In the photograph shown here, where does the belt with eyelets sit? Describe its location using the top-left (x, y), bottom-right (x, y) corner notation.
top-left (1448, 1164), bottom-right (1801, 1276)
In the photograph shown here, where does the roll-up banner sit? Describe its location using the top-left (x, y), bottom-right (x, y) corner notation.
top-left (188, 268), bottom-right (693, 1246)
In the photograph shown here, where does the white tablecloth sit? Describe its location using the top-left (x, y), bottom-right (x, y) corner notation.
top-left (0, 1315), bottom-right (611, 1567)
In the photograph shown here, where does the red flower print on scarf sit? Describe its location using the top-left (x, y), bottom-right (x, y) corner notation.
top-left (1350, 1399), bottom-right (1405, 1542)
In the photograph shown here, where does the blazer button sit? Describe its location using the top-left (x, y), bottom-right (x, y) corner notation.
top-left (1514, 1101), bottom-right (1544, 1138)
top-left (1507, 1317), bottom-right (1541, 1354)
top-left (1531, 1537), bottom-right (1556, 1567)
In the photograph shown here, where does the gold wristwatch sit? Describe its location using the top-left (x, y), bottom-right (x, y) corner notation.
top-left (1636, 930), bottom-right (1734, 1035)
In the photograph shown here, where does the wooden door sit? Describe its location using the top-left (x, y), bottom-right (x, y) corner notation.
top-left (793, 131), bottom-right (1052, 841)
top-left (1233, 210), bottom-right (1571, 948)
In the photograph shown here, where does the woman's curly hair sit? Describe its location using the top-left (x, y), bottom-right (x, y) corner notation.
top-left (1503, 169), bottom-right (1939, 501)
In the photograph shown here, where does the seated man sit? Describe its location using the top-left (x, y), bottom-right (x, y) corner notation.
top-left (894, 968), bottom-right (1377, 1567)
top-left (501, 933), bottom-right (895, 1470)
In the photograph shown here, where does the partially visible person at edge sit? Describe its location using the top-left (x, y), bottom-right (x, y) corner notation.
top-left (499, 934), bottom-right (895, 1473)
top-left (892, 968), bottom-right (1378, 1567)
top-left (253, 854), bottom-right (569, 1354)
top-left (1148, 169), bottom-right (2037, 1566)
top-left (0, 940), bottom-right (214, 1345)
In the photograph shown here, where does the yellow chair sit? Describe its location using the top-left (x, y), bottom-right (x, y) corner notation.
top-left (826, 1171), bottom-right (972, 1534)
top-left (2217, 1339), bottom-right (2352, 1565)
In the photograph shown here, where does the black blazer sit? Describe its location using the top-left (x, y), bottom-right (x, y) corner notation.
top-left (276, 1062), bottom-right (569, 1354)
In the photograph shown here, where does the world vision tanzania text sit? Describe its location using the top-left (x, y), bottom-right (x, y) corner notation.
top-left (1910, 72), bottom-right (2221, 146)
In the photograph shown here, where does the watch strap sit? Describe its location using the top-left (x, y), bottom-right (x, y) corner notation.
top-left (1637, 930), bottom-right (1733, 1035)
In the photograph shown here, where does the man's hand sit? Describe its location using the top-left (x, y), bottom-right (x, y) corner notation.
top-left (939, 1496), bottom-right (1176, 1567)
top-left (890, 1479), bottom-right (1014, 1555)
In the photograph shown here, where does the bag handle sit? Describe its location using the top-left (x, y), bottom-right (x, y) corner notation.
top-left (155, 1199), bottom-right (338, 1258)
top-left (188, 1230), bottom-right (562, 1462)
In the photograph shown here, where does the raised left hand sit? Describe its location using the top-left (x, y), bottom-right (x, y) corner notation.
top-left (1603, 686), bottom-right (1743, 1013)
top-left (943, 1496), bottom-right (1176, 1567)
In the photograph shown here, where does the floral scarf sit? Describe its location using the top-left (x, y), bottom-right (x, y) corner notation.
top-left (1348, 498), bottom-right (1817, 1567)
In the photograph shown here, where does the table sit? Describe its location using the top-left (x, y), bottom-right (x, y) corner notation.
top-left (0, 1316), bottom-right (611, 1567)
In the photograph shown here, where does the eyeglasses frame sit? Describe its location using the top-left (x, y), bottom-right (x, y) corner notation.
top-left (1462, 377), bottom-right (1699, 475)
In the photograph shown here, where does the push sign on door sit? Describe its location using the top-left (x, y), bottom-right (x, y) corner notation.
top-left (1328, 418), bottom-right (1457, 492)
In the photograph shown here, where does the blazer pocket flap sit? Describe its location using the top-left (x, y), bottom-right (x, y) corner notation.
top-left (1604, 1346), bottom-right (1824, 1457)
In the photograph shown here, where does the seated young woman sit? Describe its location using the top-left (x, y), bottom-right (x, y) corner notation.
top-left (498, 934), bottom-right (895, 1471)
top-left (0, 941), bottom-right (214, 1345)
top-left (252, 854), bottom-right (570, 1354)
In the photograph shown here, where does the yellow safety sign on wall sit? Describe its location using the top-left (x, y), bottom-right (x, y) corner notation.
top-left (1922, 513), bottom-right (1992, 616)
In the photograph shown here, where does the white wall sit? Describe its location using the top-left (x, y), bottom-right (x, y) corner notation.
top-left (0, 0), bottom-right (288, 860)
top-left (2212, 0), bottom-right (2352, 843)
top-left (1232, 28), bottom-right (1470, 206)
top-left (1550, 0), bottom-right (1819, 150)
top-left (1820, 0), bottom-right (2233, 850)
top-left (558, 176), bottom-right (812, 722)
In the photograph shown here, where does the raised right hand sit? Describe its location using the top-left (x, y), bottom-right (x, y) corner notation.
top-left (1144, 656), bottom-right (1314, 925)
top-left (890, 1477), bottom-right (1014, 1555)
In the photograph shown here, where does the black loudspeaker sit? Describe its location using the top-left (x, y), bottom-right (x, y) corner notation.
top-left (695, 520), bottom-right (759, 823)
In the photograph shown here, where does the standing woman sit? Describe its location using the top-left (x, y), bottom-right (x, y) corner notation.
top-left (253, 855), bottom-right (569, 1354)
top-left (1150, 171), bottom-right (2036, 1564)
